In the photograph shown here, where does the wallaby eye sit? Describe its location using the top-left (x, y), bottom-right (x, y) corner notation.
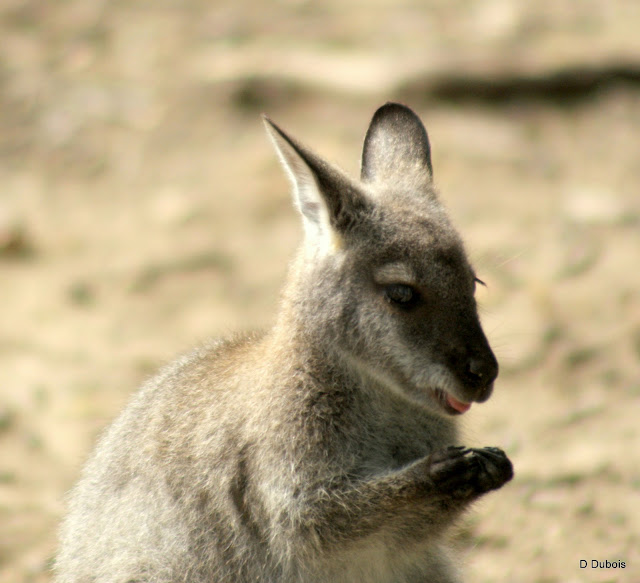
top-left (384, 284), bottom-right (419, 307)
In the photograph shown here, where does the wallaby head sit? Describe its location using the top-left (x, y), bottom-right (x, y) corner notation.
top-left (264, 102), bottom-right (498, 416)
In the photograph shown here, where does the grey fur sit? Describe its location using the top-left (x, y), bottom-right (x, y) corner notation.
top-left (55, 103), bottom-right (513, 583)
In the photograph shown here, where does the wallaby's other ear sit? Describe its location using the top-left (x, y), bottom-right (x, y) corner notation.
top-left (361, 102), bottom-right (433, 187)
top-left (263, 115), bottom-right (370, 246)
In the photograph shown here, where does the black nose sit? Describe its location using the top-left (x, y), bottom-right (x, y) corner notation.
top-left (465, 355), bottom-right (499, 396)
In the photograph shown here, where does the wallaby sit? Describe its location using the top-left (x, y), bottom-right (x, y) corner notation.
top-left (55, 103), bottom-right (513, 583)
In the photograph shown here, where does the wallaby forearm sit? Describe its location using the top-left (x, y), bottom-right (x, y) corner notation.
top-left (291, 447), bottom-right (512, 551)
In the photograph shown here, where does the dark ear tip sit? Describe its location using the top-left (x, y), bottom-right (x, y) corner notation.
top-left (379, 101), bottom-right (413, 111)
top-left (372, 102), bottom-right (418, 121)
top-left (262, 114), bottom-right (276, 129)
top-left (368, 103), bottom-right (425, 136)
top-left (262, 116), bottom-right (292, 145)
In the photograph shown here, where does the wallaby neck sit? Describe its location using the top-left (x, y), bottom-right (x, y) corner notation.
top-left (267, 303), bottom-right (360, 394)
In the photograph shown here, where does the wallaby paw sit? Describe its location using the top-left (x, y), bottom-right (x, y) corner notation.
top-left (428, 445), bottom-right (513, 499)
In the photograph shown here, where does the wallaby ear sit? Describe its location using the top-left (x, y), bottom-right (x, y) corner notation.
top-left (263, 115), bottom-right (370, 247)
top-left (361, 102), bottom-right (433, 187)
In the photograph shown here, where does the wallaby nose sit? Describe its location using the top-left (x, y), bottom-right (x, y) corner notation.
top-left (465, 355), bottom-right (498, 400)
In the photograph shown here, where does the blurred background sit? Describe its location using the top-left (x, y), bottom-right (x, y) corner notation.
top-left (1, 1), bottom-right (639, 582)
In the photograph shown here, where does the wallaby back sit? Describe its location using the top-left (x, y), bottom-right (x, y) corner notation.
top-left (55, 103), bottom-right (513, 583)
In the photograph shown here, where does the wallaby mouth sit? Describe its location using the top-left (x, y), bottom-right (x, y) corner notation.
top-left (432, 388), bottom-right (472, 415)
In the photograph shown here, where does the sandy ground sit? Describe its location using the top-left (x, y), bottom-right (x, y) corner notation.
top-left (1, 2), bottom-right (639, 582)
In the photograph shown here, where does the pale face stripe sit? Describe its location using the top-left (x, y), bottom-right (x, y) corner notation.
top-left (373, 262), bottom-right (416, 286)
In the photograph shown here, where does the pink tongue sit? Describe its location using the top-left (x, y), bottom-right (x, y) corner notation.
top-left (446, 394), bottom-right (471, 414)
